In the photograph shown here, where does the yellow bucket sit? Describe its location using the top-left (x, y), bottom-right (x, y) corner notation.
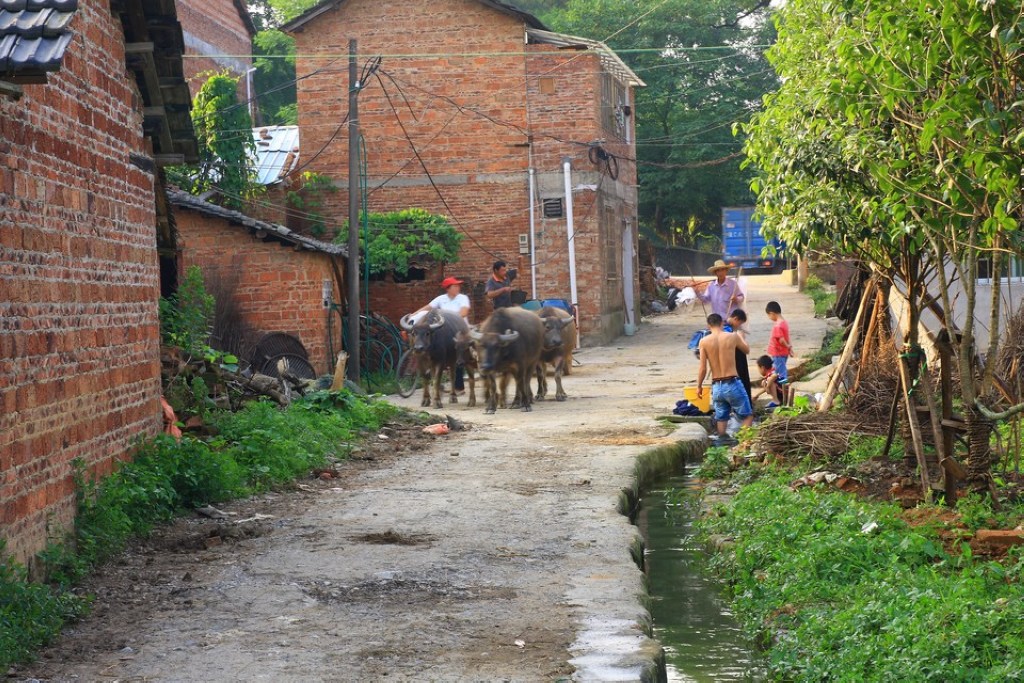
top-left (683, 386), bottom-right (711, 413)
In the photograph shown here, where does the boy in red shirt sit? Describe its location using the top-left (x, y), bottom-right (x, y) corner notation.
top-left (765, 301), bottom-right (791, 384)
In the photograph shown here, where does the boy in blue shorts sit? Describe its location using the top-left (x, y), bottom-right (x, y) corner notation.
top-left (696, 313), bottom-right (753, 442)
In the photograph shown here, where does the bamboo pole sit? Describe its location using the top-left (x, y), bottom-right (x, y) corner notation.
top-left (818, 279), bottom-right (876, 412)
top-left (898, 349), bottom-right (932, 502)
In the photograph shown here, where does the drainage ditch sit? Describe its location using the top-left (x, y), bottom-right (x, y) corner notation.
top-left (624, 437), bottom-right (764, 681)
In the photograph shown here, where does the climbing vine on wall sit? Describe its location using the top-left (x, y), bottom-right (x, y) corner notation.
top-left (337, 208), bottom-right (463, 276)
top-left (166, 71), bottom-right (258, 210)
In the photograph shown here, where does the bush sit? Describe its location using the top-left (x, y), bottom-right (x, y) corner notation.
top-left (700, 481), bottom-right (1024, 681)
top-left (0, 543), bottom-right (89, 671)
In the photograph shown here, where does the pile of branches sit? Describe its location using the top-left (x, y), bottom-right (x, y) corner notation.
top-left (994, 302), bottom-right (1024, 406)
top-left (751, 411), bottom-right (881, 461)
top-left (844, 338), bottom-right (900, 423)
top-left (161, 347), bottom-right (327, 424)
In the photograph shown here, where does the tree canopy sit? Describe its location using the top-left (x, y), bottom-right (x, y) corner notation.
top-left (542, 0), bottom-right (778, 245)
top-left (743, 0), bottom-right (1024, 491)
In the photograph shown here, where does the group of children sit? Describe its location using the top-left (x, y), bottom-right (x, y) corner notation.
top-left (728, 301), bottom-right (793, 410)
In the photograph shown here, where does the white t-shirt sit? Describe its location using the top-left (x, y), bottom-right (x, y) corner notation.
top-left (428, 293), bottom-right (470, 316)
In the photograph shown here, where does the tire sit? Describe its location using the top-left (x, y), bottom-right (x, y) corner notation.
top-left (396, 349), bottom-right (420, 398)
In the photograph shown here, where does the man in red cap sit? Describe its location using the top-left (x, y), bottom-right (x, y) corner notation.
top-left (413, 276), bottom-right (471, 392)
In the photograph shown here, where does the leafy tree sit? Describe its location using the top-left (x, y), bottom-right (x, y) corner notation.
top-left (253, 29), bottom-right (299, 125)
top-left (743, 0), bottom-right (1024, 493)
top-left (247, 0), bottom-right (318, 124)
top-left (167, 72), bottom-right (257, 209)
top-left (544, 0), bottom-right (778, 245)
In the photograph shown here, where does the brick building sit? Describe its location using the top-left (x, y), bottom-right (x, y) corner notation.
top-left (176, 0), bottom-right (256, 104)
top-left (1, 1), bottom-right (197, 565)
top-left (168, 190), bottom-right (346, 375)
top-left (283, 0), bottom-right (643, 343)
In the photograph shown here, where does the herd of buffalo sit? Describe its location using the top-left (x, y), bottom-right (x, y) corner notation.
top-left (398, 306), bottom-right (577, 414)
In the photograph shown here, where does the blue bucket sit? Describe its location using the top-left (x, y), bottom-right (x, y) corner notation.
top-left (540, 299), bottom-right (573, 314)
top-left (520, 299), bottom-right (542, 311)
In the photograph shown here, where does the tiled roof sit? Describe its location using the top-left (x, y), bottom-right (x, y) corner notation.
top-left (0, 0), bottom-right (78, 83)
top-left (252, 125), bottom-right (300, 186)
top-left (282, 0), bottom-right (546, 33)
top-left (166, 188), bottom-right (347, 257)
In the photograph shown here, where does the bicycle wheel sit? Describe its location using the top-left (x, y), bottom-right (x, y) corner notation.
top-left (396, 349), bottom-right (420, 398)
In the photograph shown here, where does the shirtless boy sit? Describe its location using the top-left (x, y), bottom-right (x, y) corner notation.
top-left (696, 313), bottom-right (754, 439)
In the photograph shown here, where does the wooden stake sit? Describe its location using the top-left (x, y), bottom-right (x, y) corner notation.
top-left (898, 350), bottom-right (932, 502)
top-left (330, 351), bottom-right (349, 391)
top-left (818, 279), bottom-right (876, 412)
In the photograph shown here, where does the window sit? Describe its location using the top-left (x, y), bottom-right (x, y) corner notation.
top-left (977, 255), bottom-right (1024, 283)
top-left (600, 72), bottom-right (627, 139)
top-left (539, 77), bottom-right (555, 94)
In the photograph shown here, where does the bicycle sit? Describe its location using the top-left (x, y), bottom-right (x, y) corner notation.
top-left (395, 347), bottom-right (420, 398)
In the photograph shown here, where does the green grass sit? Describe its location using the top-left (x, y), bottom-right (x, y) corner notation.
top-left (2, 389), bottom-right (399, 671)
top-left (804, 274), bottom-right (836, 317)
top-left (699, 479), bottom-right (1024, 681)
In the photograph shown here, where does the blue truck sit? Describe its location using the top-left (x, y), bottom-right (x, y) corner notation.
top-left (722, 206), bottom-right (781, 271)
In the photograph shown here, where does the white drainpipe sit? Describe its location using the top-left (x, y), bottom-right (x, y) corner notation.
top-left (562, 156), bottom-right (578, 310)
top-left (528, 167), bottom-right (538, 300)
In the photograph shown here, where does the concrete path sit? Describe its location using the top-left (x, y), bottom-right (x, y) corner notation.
top-left (23, 275), bottom-right (822, 682)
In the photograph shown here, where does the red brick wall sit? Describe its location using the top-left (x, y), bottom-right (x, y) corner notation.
top-left (177, 0), bottom-right (253, 97)
top-left (175, 212), bottom-right (338, 374)
top-left (288, 0), bottom-right (640, 344)
top-left (1, 3), bottom-right (163, 564)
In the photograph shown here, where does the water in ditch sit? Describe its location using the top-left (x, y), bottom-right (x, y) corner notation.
top-left (638, 467), bottom-right (766, 682)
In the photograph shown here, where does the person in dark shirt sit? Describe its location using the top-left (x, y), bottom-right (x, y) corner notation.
top-left (728, 308), bottom-right (753, 408)
top-left (485, 260), bottom-right (515, 309)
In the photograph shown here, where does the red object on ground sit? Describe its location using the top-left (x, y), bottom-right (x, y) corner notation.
top-left (161, 397), bottom-right (183, 440)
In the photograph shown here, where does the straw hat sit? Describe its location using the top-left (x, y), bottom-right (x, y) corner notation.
top-left (707, 259), bottom-right (734, 274)
top-left (440, 276), bottom-right (464, 288)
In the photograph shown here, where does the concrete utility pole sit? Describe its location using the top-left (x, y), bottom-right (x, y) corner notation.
top-left (347, 39), bottom-right (361, 384)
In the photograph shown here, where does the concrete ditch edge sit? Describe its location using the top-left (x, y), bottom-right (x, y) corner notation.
top-left (568, 424), bottom-right (707, 682)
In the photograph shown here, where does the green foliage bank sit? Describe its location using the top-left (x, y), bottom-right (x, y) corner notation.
top-left (700, 477), bottom-right (1024, 681)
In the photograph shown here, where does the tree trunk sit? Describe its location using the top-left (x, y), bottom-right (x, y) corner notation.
top-left (965, 403), bottom-right (995, 495)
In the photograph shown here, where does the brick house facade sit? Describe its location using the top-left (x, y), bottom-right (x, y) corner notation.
top-left (1, 1), bottom-right (196, 565)
top-left (168, 191), bottom-right (345, 375)
top-left (176, 0), bottom-right (255, 101)
top-left (284, 0), bottom-right (642, 342)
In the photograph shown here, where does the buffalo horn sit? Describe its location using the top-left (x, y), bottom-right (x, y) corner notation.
top-left (400, 314), bottom-right (415, 331)
top-left (498, 329), bottom-right (519, 343)
top-left (428, 312), bottom-right (445, 330)
top-left (469, 329), bottom-right (484, 341)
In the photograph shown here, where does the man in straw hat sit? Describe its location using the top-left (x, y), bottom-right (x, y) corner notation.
top-left (699, 259), bottom-right (745, 319)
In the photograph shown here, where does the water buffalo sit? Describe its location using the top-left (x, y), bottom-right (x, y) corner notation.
top-left (400, 309), bottom-right (471, 408)
top-left (453, 329), bottom-right (479, 408)
top-left (470, 307), bottom-right (544, 414)
top-left (535, 306), bottom-right (576, 402)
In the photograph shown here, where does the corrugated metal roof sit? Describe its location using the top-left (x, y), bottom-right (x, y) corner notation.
top-left (527, 28), bottom-right (645, 88)
top-left (166, 188), bottom-right (346, 257)
top-left (0, 0), bottom-right (78, 83)
top-left (252, 125), bottom-right (300, 186)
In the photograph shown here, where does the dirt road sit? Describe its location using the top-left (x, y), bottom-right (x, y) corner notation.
top-left (20, 275), bottom-right (822, 682)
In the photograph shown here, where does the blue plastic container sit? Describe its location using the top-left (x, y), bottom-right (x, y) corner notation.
top-left (540, 299), bottom-right (573, 314)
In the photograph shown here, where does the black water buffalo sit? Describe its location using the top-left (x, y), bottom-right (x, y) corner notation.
top-left (470, 307), bottom-right (544, 414)
top-left (535, 306), bottom-right (576, 402)
top-left (400, 309), bottom-right (471, 408)
top-left (453, 329), bottom-right (479, 408)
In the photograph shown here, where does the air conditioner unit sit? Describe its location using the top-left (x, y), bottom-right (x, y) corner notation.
top-left (518, 233), bottom-right (530, 254)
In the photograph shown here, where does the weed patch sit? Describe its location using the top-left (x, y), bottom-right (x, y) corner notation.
top-left (700, 480), bottom-right (1024, 681)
